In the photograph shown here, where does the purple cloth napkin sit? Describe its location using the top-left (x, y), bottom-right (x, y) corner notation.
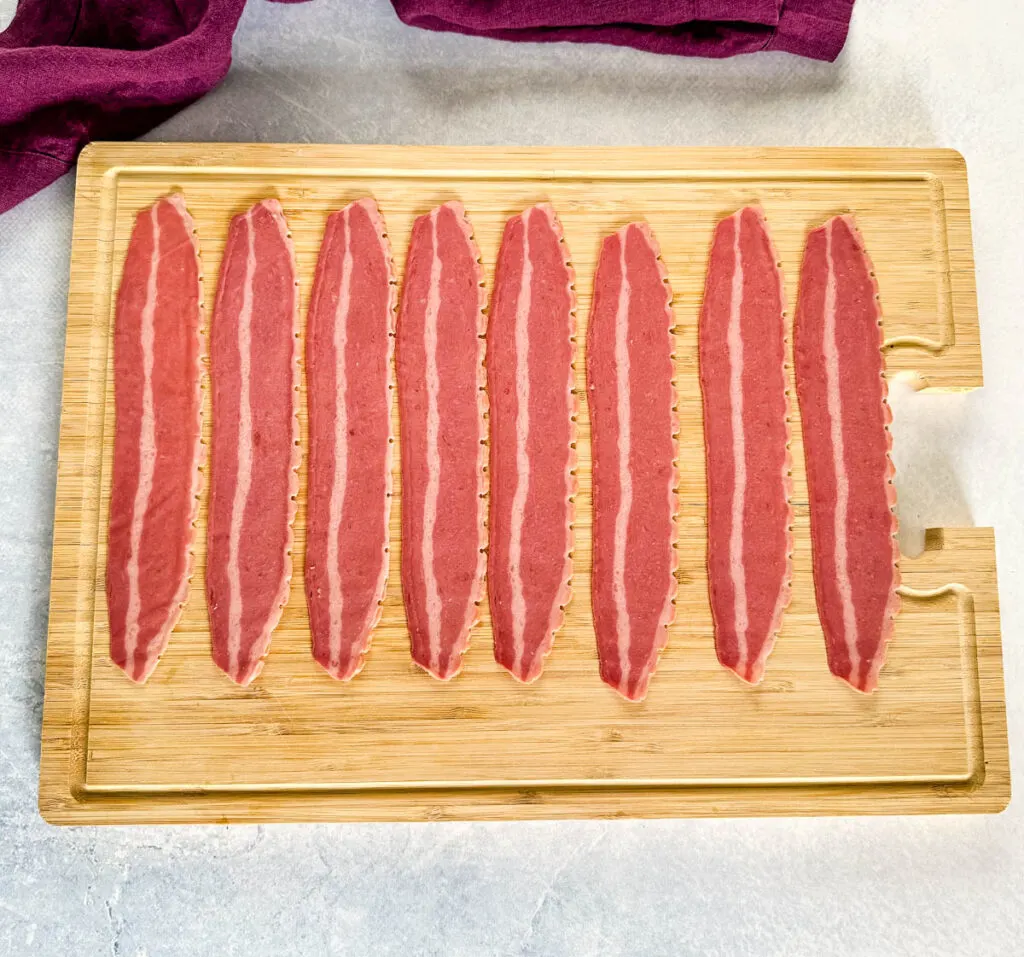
top-left (1, 1), bottom-right (854, 216)
top-left (391, 0), bottom-right (855, 62)
top-left (0, 0), bottom-right (305, 215)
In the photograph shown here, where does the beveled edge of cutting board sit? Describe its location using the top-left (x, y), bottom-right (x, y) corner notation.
top-left (37, 144), bottom-right (1009, 824)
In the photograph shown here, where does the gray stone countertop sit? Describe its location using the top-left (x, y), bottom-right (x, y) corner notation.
top-left (2, 1), bottom-right (1022, 954)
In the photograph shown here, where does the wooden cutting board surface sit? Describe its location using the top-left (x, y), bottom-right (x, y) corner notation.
top-left (39, 144), bottom-right (1009, 824)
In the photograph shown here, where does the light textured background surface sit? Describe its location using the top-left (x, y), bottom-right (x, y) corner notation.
top-left (1, 1), bottom-right (1022, 954)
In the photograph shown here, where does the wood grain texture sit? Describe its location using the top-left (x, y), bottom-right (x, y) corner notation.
top-left (39, 144), bottom-right (1009, 824)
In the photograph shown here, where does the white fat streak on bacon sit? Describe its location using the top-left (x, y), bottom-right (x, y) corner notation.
top-left (421, 208), bottom-right (444, 674)
top-left (589, 223), bottom-right (678, 700)
top-left (311, 199), bottom-right (394, 681)
top-left (726, 211), bottom-right (750, 677)
top-left (614, 223), bottom-right (678, 701)
top-left (263, 201), bottom-right (302, 681)
top-left (226, 210), bottom-right (256, 680)
top-left (123, 203), bottom-right (161, 674)
top-left (508, 208), bottom-right (533, 672)
top-left (611, 230), bottom-right (634, 696)
top-left (172, 194), bottom-right (207, 680)
top-left (822, 218), bottom-right (861, 681)
top-left (213, 200), bottom-right (299, 685)
top-left (752, 208), bottom-right (793, 684)
top-left (413, 202), bottom-right (487, 680)
top-left (325, 206), bottom-right (353, 674)
top-left (453, 202), bottom-right (489, 669)
top-left (497, 203), bottom-right (576, 683)
top-left (173, 196), bottom-right (207, 684)
top-left (712, 208), bottom-right (793, 686)
top-left (542, 205), bottom-right (578, 658)
top-left (118, 195), bottom-right (204, 683)
top-left (346, 199), bottom-right (396, 676)
top-left (830, 215), bottom-right (900, 693)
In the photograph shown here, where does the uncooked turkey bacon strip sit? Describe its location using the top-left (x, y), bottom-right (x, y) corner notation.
top-left (107, 193), bottom-right (203, 683)
top-left (699, 207), bottom-right (793, 685)
top-left (587, 222), bottom-right (677, 702)
top-left (487, 204), bottom-right (576, 683)
top-left (397, 201), bottom-right (486, 680)
top-left (305, 198), bottom-right (396, 680)
top-left (794, 214), bottom-right (900, 693)
top-left (207, 199), bottom-right (300, 686)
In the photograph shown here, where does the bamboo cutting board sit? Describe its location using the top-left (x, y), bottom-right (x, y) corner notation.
top-left (40, 144), bottom-right (1009, 824)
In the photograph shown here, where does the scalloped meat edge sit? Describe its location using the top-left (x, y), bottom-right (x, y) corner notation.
top-left (415, 200), bottom-right (488, 681)
top-left (131, 192), bottom-right (206, 683)
top-left (327, 197), bottom-right (398, 681)
top-left (836, 213), bottom-right (901, 695)
top-left (237, 198), bottom-right (302, 686)
top-left (707, 205), bottom-right (795, 687)
top-left (617, 220), bottom-right (678, 703)
top-left (499, 202), bottom-right (578, 684)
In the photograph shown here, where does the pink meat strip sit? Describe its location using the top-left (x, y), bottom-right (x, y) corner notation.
top-left (699, 207), bottom-right (793, 685)
top-left (207, 199), bottom-right (300, 686)
top-left (487, 204), bottom-right (576, 683)
top-left (397, 201), bottom-right (486, 680)
top-left (587, 222), bottom-right (677, 702)
top-left (793, 214), bottom-right (900, 693)
top-left (305, 198), bottom-right (397, 680)
top-left (107, 193), bottom-right (203, 683)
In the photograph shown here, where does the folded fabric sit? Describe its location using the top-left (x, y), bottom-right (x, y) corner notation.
top-left (0, 1), bottom-right (854, 216)
top-left (391, 0), bottom-right (855, 62)
top-left (0, 0), bottom-right (305, 215)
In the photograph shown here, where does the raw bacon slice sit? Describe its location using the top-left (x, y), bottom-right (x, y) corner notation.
top-left (305, 198), bottom-right (396, 680)
top-left (587, 222), bottom-right (677, 702)
top-left (793, 214), bottom-right (900, 693)
top-left (699, 207), bottom-right (793, 685)
top-left (397, 201), bottom-right (486, 680)
top-left (487, 204), bottom-right (576, 683)
top-left (207, 199), bottom-right (300, 686)
top-left (107, 194), bottom-right (203, 683)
